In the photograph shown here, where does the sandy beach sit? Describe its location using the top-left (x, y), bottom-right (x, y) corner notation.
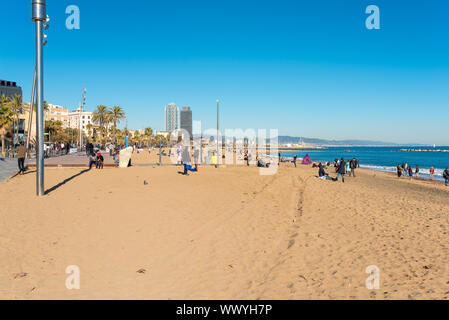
top-left (1, 151), bottom-right (448, 299)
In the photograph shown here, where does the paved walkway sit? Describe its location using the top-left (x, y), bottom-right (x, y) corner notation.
top-left (0, 158), bottom-right (20, 182)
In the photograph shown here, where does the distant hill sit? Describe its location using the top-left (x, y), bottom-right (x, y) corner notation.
top-left (275, 136), bottom-right (401, 146)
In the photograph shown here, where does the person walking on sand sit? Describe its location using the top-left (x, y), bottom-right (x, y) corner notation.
top-left (443, 168), bottom-right (449, 186)
top-left (430, 166), bottom-right (435, 180)
top-left (397, 164), bottom-right (403, 178)
top-left (335, 157), bottom-right (346, 182)
top-left (293, 154), bottom-right (297, 167)
top-left (415, 165), bottom-right (419, 178)
top-left (345, 159), bottom-right (351, 176)
top-left (350, 158), bottom-right (357, 177)
top-left (16, 141), bottom-right (27, 175)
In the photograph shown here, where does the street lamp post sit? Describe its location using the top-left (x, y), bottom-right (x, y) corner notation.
top-left (32, 0), bottom-right (46, 196)
top-left (216, 99), bottom-right (219, 168)
top-left (79, 88), bottom-right (86, 150)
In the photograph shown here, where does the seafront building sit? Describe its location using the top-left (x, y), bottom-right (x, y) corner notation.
top-left (0, 79), bottom-right (22, 98)
top-left (68, 107), bottom-right (93, 135)
top-left (180, 106), bottom-right (193, 138)
top-left (46, 104), bottom-right (69, 127)
top-left (165, 103), bottom-right (179, 132)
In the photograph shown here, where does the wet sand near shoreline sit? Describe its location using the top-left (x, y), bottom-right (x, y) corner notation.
top-left (1, 151), bottom-right (448, 299)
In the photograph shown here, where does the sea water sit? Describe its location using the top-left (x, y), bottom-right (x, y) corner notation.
top-left (280, 146), bottom-right (449, 181)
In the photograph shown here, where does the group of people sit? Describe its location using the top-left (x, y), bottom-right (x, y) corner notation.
top-left (396, 162), bottom-right (439, 181)
top-left (396, 163), bottom-right (422, 179)
top-left (316, 157), bottom-right (359, 183)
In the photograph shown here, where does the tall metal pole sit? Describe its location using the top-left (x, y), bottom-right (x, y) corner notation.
top-left (78, 88), bottom-right (86, 150)
top-left (216, 99), bottom-right (219, 168)
top-left (25, 68), bottom-right (36, 158)
top-left (32, 0), bottom-right (46, 196)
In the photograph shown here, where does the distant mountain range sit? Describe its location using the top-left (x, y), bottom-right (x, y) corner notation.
top-left (275, 136), bottom-right (410, 146)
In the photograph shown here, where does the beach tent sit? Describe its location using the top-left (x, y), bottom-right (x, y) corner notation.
top-left (302, 154), bottom-right (312, 165)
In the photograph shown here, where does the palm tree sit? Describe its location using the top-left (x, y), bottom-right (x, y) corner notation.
top-left (86, 123), bottom-right (93, 139)
top-left (8, 94), bottom-right (26, 145)
top-left (0, 95), bottom-right (14, 155)
top-left (144, 127), bottom-right (153, 147)
top-left (104, 111), bottom-right (113, 142)
top-left (91, 105), bottom-right (108, 142)
top-left (109, 105), bottom-right (125, 144)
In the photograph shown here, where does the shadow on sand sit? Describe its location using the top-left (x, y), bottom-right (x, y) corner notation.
top-left (45, 168), bottom-right (90, 195)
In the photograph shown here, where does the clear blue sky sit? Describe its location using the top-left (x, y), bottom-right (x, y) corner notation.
top-left (1, 0), bottom-right (448, 144)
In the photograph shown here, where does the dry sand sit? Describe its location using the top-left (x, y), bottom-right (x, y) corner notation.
top-left (1, 151), bottom-right (449, 299)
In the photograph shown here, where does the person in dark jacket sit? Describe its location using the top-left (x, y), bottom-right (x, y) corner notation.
top-left (443, 168), bottom-right (449, 186)
top-left (318, 162), bottom-right (326, 177)
top-left (335, 157), bottom-right (346, 182)
top-left (349, 158), bottom-right (357, 177)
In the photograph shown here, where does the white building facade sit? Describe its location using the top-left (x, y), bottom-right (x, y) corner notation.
top-left (68, 107), bottom-right (93, 135)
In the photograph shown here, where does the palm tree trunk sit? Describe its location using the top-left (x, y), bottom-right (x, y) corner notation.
top-left (1, 133), bottom-right (5, 156)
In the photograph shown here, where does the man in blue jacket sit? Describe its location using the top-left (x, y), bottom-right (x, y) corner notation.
top-left (335, 157), bottom-right (346, 183)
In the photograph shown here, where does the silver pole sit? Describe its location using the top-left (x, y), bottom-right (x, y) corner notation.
top-left (25, 68), bottom-right (36, 158)
top-left (32, 0), bottom-right (46, 196)
top-left (216, 99), bottom-right (219, 168)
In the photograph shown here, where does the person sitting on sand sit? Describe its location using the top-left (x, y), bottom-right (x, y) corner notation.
top-left (318, 162), bottom-right (333, 180)
top-left (443, 168), bottom-right (449, 186)
top-left (88, 152), bottom-right (97, 170)
top-left (96, 152), bottom-right (104, 169)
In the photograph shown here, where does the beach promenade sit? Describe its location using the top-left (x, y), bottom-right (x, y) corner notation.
top-left (0, 158), bottom-right (18, 182)
top-left (1, 151), bottom-right (448, 299)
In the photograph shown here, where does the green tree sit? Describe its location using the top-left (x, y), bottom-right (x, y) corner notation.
top-left (8, 94), bottom-right (26, 144)
top-left (91, 105), bottom-right (108, 143)
top-left (109, 105), bottom-right (125, 144)
top-left (0, 95), bottom-right (14, 155)
top-left (144, 127), bottom-right (153, 147)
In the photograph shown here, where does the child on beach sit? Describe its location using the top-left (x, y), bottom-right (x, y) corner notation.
top-left (345, 160), bottom-right (351, 176)
top-left (430, 166), bottom-right (435, 180)
top-left (96, 152), bottom-right (104, 169)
